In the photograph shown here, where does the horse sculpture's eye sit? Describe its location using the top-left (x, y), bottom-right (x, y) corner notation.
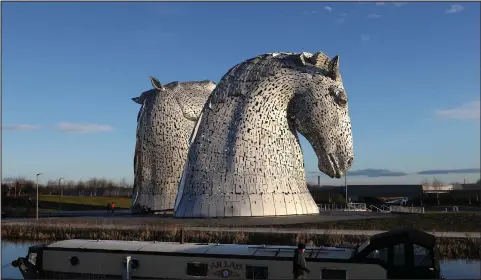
top-left (329, 87), bottom-right (347, 107)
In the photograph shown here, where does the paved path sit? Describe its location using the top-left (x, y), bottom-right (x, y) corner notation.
top-left (182, 227), bottom-right (481, 238)
top-left (2, 211), bottom-right (394, 225)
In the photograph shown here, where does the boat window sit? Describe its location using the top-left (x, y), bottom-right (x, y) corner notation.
top-left (186, 262), bottom-right (208, 277)
top-left (414, 244), bottom-right (434, 267)
top-left (246, 265), bottom-right (268, 279)
top-left (393, 244), bottom-right (405, 266)
top-left (366, 247), bottom-right (388, 263)
top-left (321, 268), bottom-right (347, 279)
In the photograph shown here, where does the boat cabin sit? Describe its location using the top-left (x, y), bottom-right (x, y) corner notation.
top-left (13, 228), bottom-right (442, 279)
top-left (354, 228), bottom-right (442, 279)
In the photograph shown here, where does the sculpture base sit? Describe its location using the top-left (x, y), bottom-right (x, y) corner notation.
top-left (132, 193), bottom-right (176, 212)
top-left (174, 192), bottom-right (319, 218)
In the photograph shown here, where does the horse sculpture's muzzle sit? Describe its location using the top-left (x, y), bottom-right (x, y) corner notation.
top-left (321, 153), bottom-right (353, 179)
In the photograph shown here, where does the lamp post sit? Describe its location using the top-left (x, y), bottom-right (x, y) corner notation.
top-left (36, 173), bottom-right (42, 220)
top-left (344, 173), bottom-right (348, 205)
top-left (57, 177), bottom-right (63, 210)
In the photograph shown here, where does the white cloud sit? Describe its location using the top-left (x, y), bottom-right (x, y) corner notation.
top-left (393, 2), bottom-right (407, 7)
top-left (361, 34), bottom-right (371, 42)
top-left (1, 124), bottom-right (40, 131)
top-left (446, 4), bottom-right (464, 14)
top-left (368, 13), bottom-right (381, 19)
top-left (57, 122), bottom-right (115, 134)
top-left (376, 2), bottom-right (386, 6)
top-left (324, 6), bottom-right (332, 12)
top-left (336, 18), bottom-right (345, 24)
top-left (435, 100), bottom-right (480, 121)
top-left (340, 13), bottom-right (348, 17)
top-left (304, 10), bottom-right (317, 15)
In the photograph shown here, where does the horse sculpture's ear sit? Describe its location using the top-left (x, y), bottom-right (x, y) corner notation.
top-left (327, 55), bottom-right (340, 81)
top-left (310, 52), bottom-right (330, 68)
top-left (150, 76), bottom-right (164, 91)
top-left (132, 97), bottom-right (143, 104)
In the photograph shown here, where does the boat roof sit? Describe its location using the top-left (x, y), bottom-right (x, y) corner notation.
top-left (46, 240), bottom-right (356, 260)
top-left (369, 228), bottom-right (436, 249)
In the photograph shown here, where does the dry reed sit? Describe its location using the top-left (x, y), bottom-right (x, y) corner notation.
top-left (2, 224), bottom-right (479, 259)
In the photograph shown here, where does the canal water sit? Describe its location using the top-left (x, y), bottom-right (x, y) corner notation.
top-left (2, 241), bottom-right (480, 279)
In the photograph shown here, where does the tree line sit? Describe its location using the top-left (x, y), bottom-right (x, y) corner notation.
top-left (1, 177), bottom-right (133, 197)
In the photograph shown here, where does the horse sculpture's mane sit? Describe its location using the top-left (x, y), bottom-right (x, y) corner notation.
top-left (210, 52), bottom-right (340, 103)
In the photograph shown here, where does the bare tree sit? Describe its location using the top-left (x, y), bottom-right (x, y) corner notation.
top-left (421, 179), bottom-right (431, 187)
top-left (431, 177), bottom-right (445, 205)
top-left (4, 176), bottom-right (134, 197)
top-left (431, 177), bottom-right (444, 187)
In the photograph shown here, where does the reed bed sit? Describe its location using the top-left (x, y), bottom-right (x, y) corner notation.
top-left (2, 223), bottom-right (480, 259)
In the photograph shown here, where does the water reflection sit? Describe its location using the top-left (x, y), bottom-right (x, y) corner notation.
top-left (440, 259), bottom-right (481, 279)
top-left (2, 241), bottom-right (36, 279)
top-left (1, 241), bottom-right (480, 279)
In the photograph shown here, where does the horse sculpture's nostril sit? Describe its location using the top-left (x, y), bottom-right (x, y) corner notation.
top-left (347, 158), bottom-right (353, 167)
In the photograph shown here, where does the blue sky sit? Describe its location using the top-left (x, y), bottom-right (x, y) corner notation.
top-left (2, 1), bottom-right (480, 186)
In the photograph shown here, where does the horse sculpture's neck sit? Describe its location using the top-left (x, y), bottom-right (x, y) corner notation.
top-left (133, 80), bottom-right (215, 212)
top-left (175, 54), bottom-right (320, 218)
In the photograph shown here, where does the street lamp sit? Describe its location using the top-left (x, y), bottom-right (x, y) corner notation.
top-left (57, 177), bottom-right (64, 210)
top-left (36, 173), bottom-right (42, 220)
top-left (344, 172), bottom-right (348, 205)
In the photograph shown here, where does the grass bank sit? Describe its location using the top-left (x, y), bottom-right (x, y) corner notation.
top-left (38, 195), bottom-right (131, 208)
top-left (2, 223), bottom-right (479, 259)
top-left (257, 213), bottom-right (481, 232)
top-left (2, 196), bottom-right (131, 216)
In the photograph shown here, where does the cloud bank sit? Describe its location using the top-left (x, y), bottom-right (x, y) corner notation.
top-left (417, 168), bottom-right (480, 175)
top-left (2, 124), bottom-right (40, 131)
top-left (308, 168), bottom-right (480, 178)
top-left (56, 122), bottom-right (115, 134)
top-left (348, 169), bottom-right (408, 177)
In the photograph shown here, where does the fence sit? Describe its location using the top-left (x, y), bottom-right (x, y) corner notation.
top-left (389, 205), bottom-right (425, 214)
top-left (318, 203), bottom-right (369, 212)
top-left (369, 204), bottom-right (391, 212)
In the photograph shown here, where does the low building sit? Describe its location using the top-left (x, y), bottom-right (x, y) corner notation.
top-left (309, 183), bottom-right (481, 205)
top-left (317, 184), bottom-right (422, 200)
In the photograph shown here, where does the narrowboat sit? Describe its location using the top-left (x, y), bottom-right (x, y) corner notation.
top-left (12, 228), bottom-right (443, 279)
